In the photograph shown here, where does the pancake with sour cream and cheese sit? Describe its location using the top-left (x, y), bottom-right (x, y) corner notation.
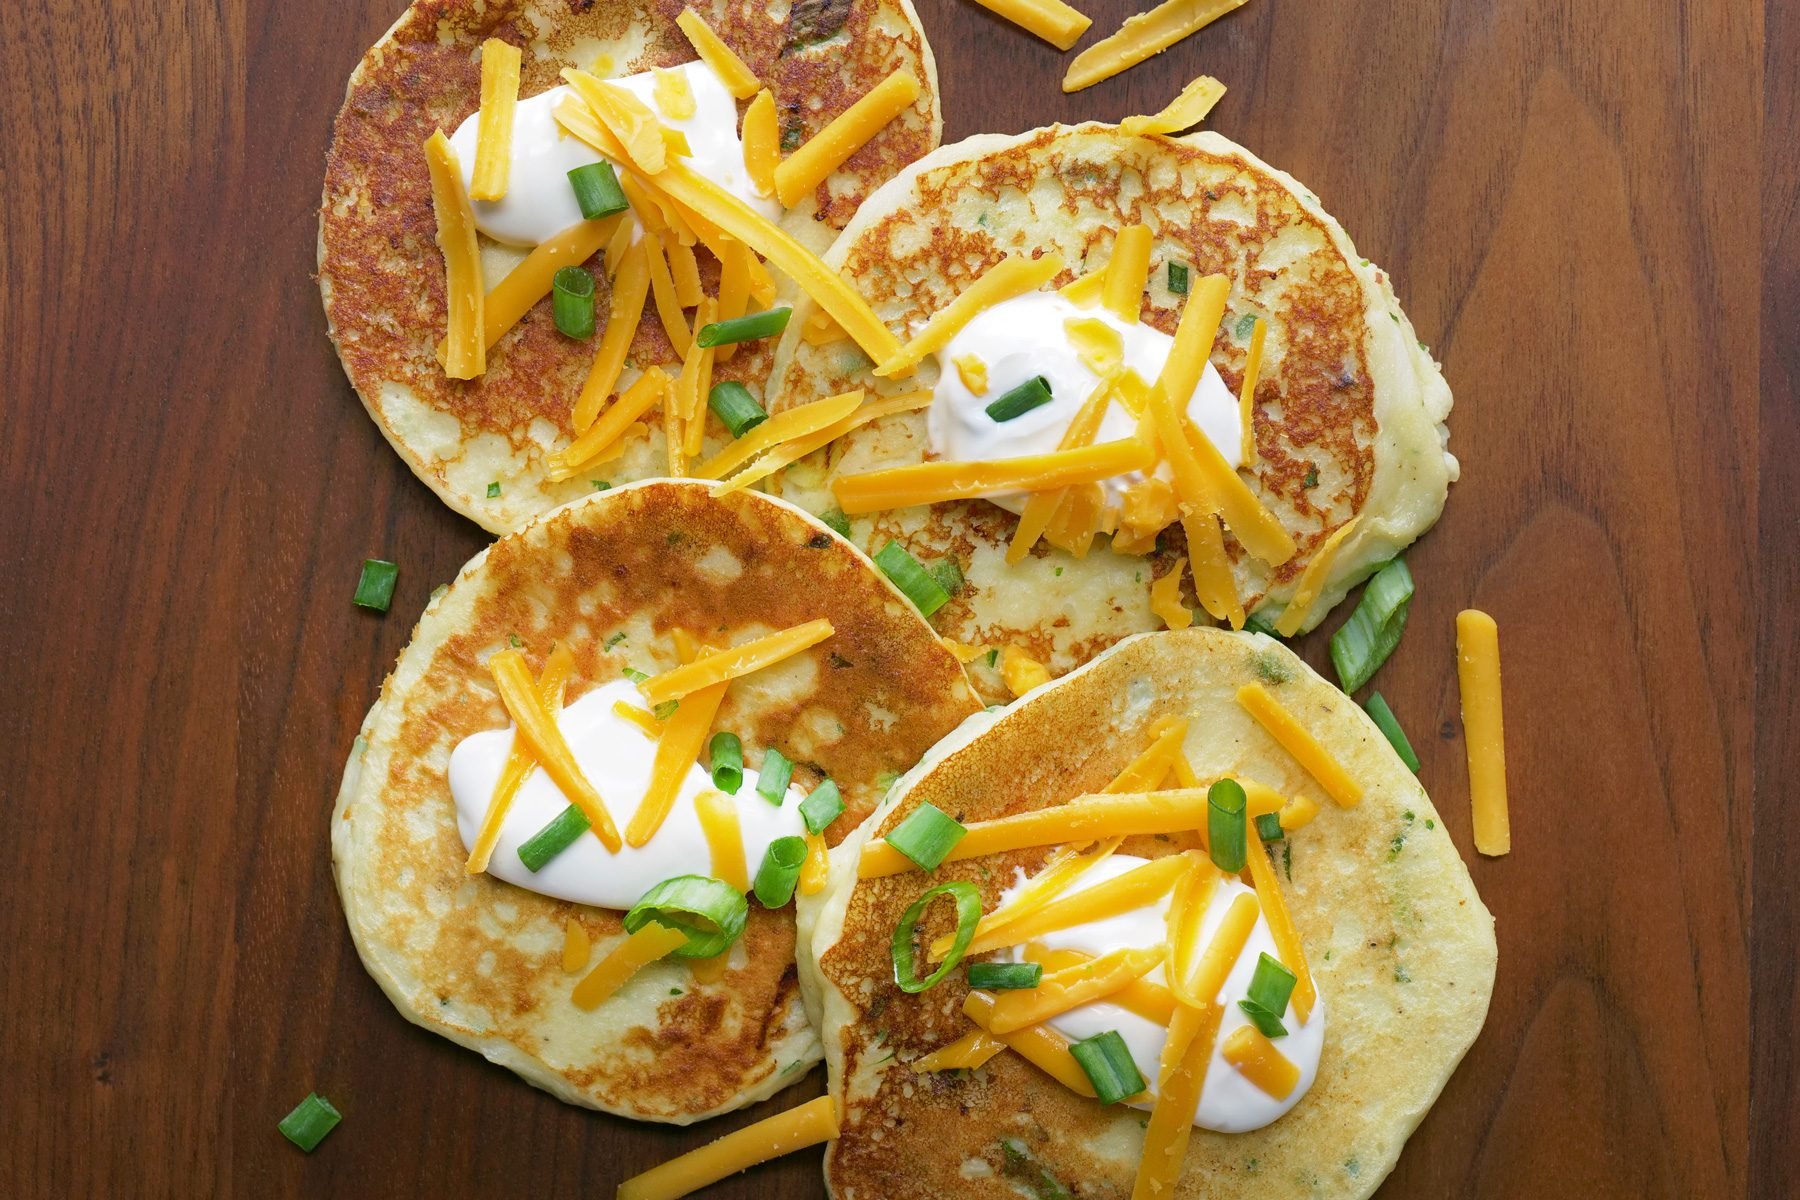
top-left (799, 628), bottom-right (1494, 1198)
top-left (319, 0), bottom-right (941, 533)
top-left (763, 114), bottom-right (1456, 701)
top-left (331, 480), bottom-right (981, 1122)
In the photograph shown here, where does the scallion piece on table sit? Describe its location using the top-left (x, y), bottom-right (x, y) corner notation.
top-left (1254, 811), bottom-right (1284, 842)
top-left (517, 804), bottom-right (590, 872)
top-left (552, 266), bottom-right (596, 338)
top-left (708, 732), bottom-right (744, 794)
top-left (1329, 558), bottom-right (1414, 693)
top-left (707, 381), bottom-right (769, 438)
top-left (1168, 261), bottom-right (1190, 294)
top-left (967, 960), bottom-right (1042, 990)
top-left (567, 161), bottom-right (628, 219)
top-left (1364, 691), bottom-right (1421, 772)
top-left (890, 880), bottom-right (981, 993)
top-left (756, 746), bottom-right (794, 804)
top-left (752, 836), bottom-right (808, 908)
top-left (624, 874), bottom-right (748, 959)
top-left (800, 779), bottom-right (844, 834)
top-left (1237, 952), bottom-right (1298, 1037)
top-left (696, 307), bottom-right (792, 348)
top-left (278, 1092), bottom-right (342, 1153)
top-left (352, 559), bottom-right (398, 612)
top-left (884, 801), bottom-right (966, 871)
top-left (1208, 778), bottom-right (1248, 873)
top-left (1068, 1030), bottom-right (1145, 1105)
top-left (873, 541), bottom-right (951, 617)
top-left (985, 375), bottom-right (1053, 422)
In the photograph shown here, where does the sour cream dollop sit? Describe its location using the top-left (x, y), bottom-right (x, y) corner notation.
top-left (928, 291), bottom-right (1243, 513)
top-left (447, 60), bottom-right (776, 247)
top-left (449, 680), bottom-right (805, 909)
top-left (997, 853), bottom-right (1323, 1132)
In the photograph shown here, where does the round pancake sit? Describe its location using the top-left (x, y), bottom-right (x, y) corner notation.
top-left (764, 124), bottom-right (1456, 697)
top-left (319, 0), bottom-right (942, 533)
top-left (331, 480), bottom-right (981, 1123)
top-left (800, 629), bottom-right (1495, 1197)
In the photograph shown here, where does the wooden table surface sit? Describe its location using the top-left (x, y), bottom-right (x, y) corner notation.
top-left (3, 0), bottom-right (1781, 1194)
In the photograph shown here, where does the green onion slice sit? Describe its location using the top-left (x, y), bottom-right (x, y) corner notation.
top-left (1243, 612), bottom-right (1281, 638)
top-left (622, 667), bottom-right (649, 683)
top-left (707, 381), bottom-right (770, 438)
top-left (928, 556), bottom-right (964, 599)
top-left (1168, 261), bottom-right (1190, 294)
top-left (1068, 1030), bottom-right (1145, 1105)
top-left (1238, 952), bottom-right (1297, 1037)
top-left (873, 541), bottom-right (952, 617)
top-left (819, 508), bottom-right (852, 538)
top-left (353, 559), bottom-right (398, 612)
top-left (709, 732), bottom-right (744, 794)
top-left (800, 779), bottom-right (844, 834)
top-left (884, 801), bottom-right (966, 871)
top-left (1254, 811), bottom-right (1284, 842)
top-left (1364, 692), bottom-right (1421, 772)
top-left (890, 879), bottom-right (981, 993)
top-left (517, 804), bottom-right (590, 872)
top-left (696, 307), bottom-right (792, 348)
top-left (1329, 558), bottom-right (1414, 693)
top-left (756, 746), bottom-right (794, 804)
top-left (985, 375), bottom-right (1054, 422)
top-left (567, 161), bottom-right (628, 219)
top-left (1207, 779), bottom-right (1247, 873)
top-left (1237, 999), bottom-right (1288, 1039)
top-left (752, 836), bottom-right (808, 908)
top-left (552, 266), bottom-right (596, 339)
top-left (486, 481), bottom-right (501, 498)
top-left (967, 960), bottom-right (1042, 990)
top-left (278, 1092), bottom-right (342, 1152)
top-left (625, 874), bottom-right (748, 959)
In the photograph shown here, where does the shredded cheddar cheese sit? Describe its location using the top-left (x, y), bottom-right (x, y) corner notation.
top-left (1238, 315), bottom-right (1265, 464)
top-left (774, 70), bottom-right (921, 208)
top-left (423, 130), bottom-right (485, 379)
top-left (563, 70), bottom-right (667, 174)
top-left (912, 1029), bottom-right (1007, 1073)
top-left (1064, 0), bottom-right (1253, 93)
top-left (1065, 316), bottom-right (1125, 375)
top-left (1006, 372), bottom-right (1117, 563)
top-left (987, 944), bottom-right (1165, 1033)
top-left (712, 390), bottom-right (930, 497)
top-left (641, 230), bottom-right (693, 357)
top-left (875, 252), bottom-right (1065, 378)
top-left (800, 831), bottom-right (830, 895)
top-left (437, 216), bottom-right (619, 369)
top-left (1272, 516), bottom-right (1361, 635)
top-left (489, 648), bottom-right (620, 850)
top-left (572, 923), bottom-right (687, 1010)
top-left (741, 89), bottom-right (779, 198)
top-left (1235, 681), bottom-right (1363, 807)
top-left (675, 9), bottom-right (762, 99)
top-left (617, 1096), bottom-right (839, 1200)
top-left (962, 991), bottom-right (1097, 1097)
top-left (833, 437), bottom-right (1154, 515)
top-left (999, 644), bottom-right (1052, 697)
top-left (613, 700), bottom-right (664, 740)
top-left (953, 852), bottom-right (1195, 960)
top-left (1119, 74), bottom-right (1227, 137)
top-left (1133, 999), bottom-right (1223, 1199)
top-left (969, 0), bottom-right (1093, 50)
top-left (954, 353), bottom-right (990, 394)
top-left (653, 66), bottom-right (697, 120)
top-left (1221, 1025), bottom-right (1300, 1099)
top-left (1026, 945), bottom-right (1180, 1025)
top-left (930, 839), bottom-right (1120, 959)
top-left (1245, 818), bottom-right (1316, 1021)
top-left (1457, 609), bottom-right (1510, 855)
top-left (466, 643), bottom-right (575, 873)
top-left (1180, 511), bottom-right (1245, 629)
top-left (470, 39), bottom-right (523, 200)
top-left (1150, 557), bottom-right (1194, 629)
top-left (1102, 224), bottom-right (1154, 324)
top-left (1059, 267), bottom-right (1106, 308)
top-left (695, 389), bottom-right (864, 480)
top-left (551, 366), bottom-right (669, 480)
top-left (642, 619), bottom-right (836, 704)
top-left (562, 917), bottom-right (592, 974)
top-left (695, 791), bottom-right (749, 891)
top-left (626, 679), bottom-right (729, 847)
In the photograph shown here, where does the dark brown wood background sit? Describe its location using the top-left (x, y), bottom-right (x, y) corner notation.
top-left (1, 0), bottom-right (1780, 1194)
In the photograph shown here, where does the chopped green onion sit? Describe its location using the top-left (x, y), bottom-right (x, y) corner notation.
top-left (696, 307), bottom-right (792, 348)
top-left (622, 667), bottom-right (649, 683)
top-left (967, 961), bottom-right (1042, 990)
top-left (708, 381), bottom-right (769, 438)
top-left (567, 161), bottom-right (628, 219)
top-left (890, 879), bottom-right (981, 993)
top-left (756, 746), bottom-right (794, 804)
top-left (800, 779), bottom-right (844, 834)
top-left (752, 836), bottom-right (808, 907)
top-left (1068, 1030), bottom-right (1145, 1105)
top-left (1329, 558), bottom-right (1414, 692)
top-left (625, 874), bottom-right (748, 958)
top-left (552, 266), bottom-right (596, 338)
top-left (985, 375), bottom-right (1053, 422)
top-left (1237, 952), bottom-right (1297, 1037)
top-left (592, 479), bottom-right (611, 491)
top-left (884, 801), bottom-right (966, 871)
top-left (278, 1092), bottom-right (341, 1152)
top-left (819, 508), bottom-right (852, 538)
top-left (652, 699), bottom-right (680, 721)
top-left (1207, 778), bottom-right (1247, 873)
top-left (352, 559), bottom-right (398, 611)
top-left (873, 541), bottom-right (952, 617)
top-left (486, 481), bottom-right (501, 499)
top-left (1365, 692), bottom-right (1420, 772)
top-left (1255, 811), bottom-right (1284, 842)
top-left (1167, 261), bottom-right (1190, 294)
top-left (1243, 611), bottom-right (1281, 638)
top-left (928, 556), bottom-right (964, 599)
top-left (518, 804), bottom-right (590, 872)
top-left (709, 732), bottom-right (744, 794)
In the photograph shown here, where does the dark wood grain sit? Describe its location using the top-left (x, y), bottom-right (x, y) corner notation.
top-left (0, 0), bottom-right (1770, 1195)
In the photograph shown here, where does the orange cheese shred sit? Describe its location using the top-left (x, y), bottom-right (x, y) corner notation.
top-left (774, 70), bottom-right (921, 208)
top-left (1150, 556), bottom-right (1194, 630)
top-left (694, 389), bottom-right (863, 481)
top-left (800, 831), bottom-right (830, 896)
top-left (695, 790), bottom-right (749, 892)
top-left (562, 918), bottom-right (592, 974)
top-left (955, 852), bottom-right (1195, 960)
top-left (466, 643), bottom-right (574, 873)
top-left (550, 366), bottom-right (669, 481)
top-left (1457, 609), bottom-right (1511, 855)
top-left (436, 216), bottom-right (619, 369)
top-left (1220, 1025), bottom-right (1300, 1099)
top-left (423, 130), bottom-right (485, 379)
top-left (488, 648), bottom-right (620, 851)
top-left (1245, 818), bottom-right (1316, 1021)
top-left (987, 944), bottom-right (1165, 1033)
top-left (469, 38), bottom-right (522, 200)
top-left (712, 389), bottom-right (932, 497)
top-left (1102, 224), bottom-right (1153, 324)
top-left (1236, 681), bottom-right (1363, 808)
top-left (675, 9), bottom-right (762, 99)
top-left (570, 240), bottom-right (652, 433)
top-left (912, 1029), bottom-right (1008, 1073)
top-left (873, 252), bottom-right (1065, 379)
top-left (617, 1096), bottom-right (839, 1200)
top-left (833, 438), bottom-right (1154, 515)
top-left (572, 922), bottom-right (688, 1010)
top-left (741, 89), bottom-right (779, 198)
top-left (962, 991), bottom-right (1097, 1098)
top-left (626, 679), bottom-right (729, 847)
top-left (1273, 515), bottom-right (1362, 636)
top-left (969, 0), bottom-right (1093, 50)
top-left (641, 619), bottom-right (836, 704)
top-left (1064, 0), bottom-right (1253, 93)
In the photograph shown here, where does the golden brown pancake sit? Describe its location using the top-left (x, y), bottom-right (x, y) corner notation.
top-left (800, 629), bottom-right (1494, 1196)
top-left (332, 480), bottom-right (981, 1122)
top-left (765, 125), bottom-right (1456, 700)
top-left (318, 0), bottom-right (941, 533)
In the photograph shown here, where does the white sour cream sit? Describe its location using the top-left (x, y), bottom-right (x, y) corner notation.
top-left (997, 854), bottom-right (1323, 1132)
top-left (448, 680), bottom-right (805, 909)
top-left (448, 61), bottom-right (776, 247)
top-left (928, 291), bottom-right (1243, 513)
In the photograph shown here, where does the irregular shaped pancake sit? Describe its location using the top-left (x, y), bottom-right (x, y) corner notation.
top-left (332, 480), bottom-right (980, 1122)
top-left (800, 629), bottom-right (1494, 1197)
top-left (765, 125), bottom-right (1455, 694)
top-left (319, 0), bottom-right (941, 533)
